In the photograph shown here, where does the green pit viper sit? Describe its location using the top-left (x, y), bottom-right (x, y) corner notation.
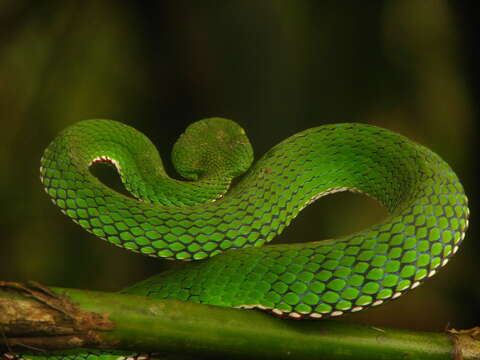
top-left (19, 118), bottom-right (470, 359)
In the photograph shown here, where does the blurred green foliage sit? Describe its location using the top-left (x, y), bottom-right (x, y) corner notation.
top-left (0, 0), bottom-right (477, 331)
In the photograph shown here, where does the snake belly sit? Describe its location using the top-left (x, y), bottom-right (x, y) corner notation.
top-left (39, 118), bottom-right (469, 320)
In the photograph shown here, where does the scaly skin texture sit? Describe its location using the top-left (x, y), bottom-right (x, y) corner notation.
top-left (30, 118), bottom-right (469, 358)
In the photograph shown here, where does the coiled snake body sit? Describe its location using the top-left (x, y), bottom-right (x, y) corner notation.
top-left (35, 118), bottom-right (468, 356)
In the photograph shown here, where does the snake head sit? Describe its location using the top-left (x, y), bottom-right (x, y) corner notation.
top-left (171, 117), bottom-right (254, 181)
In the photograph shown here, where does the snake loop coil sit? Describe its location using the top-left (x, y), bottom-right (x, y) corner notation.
top-left (40, 118), bottom-right (469, 321)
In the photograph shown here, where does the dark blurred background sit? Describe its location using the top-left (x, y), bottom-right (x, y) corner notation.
top-left (0, 1), bottom-right (478, 331)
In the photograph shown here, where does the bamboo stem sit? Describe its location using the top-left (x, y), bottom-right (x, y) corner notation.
top-left (1, 281), bottom-right (478, 360)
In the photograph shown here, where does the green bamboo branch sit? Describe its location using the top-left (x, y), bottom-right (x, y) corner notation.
top-left (1, 281), bottom-right (479, 360)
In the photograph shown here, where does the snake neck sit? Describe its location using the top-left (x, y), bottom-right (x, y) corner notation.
top-left (42, 119), bottom-right (251, 207)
